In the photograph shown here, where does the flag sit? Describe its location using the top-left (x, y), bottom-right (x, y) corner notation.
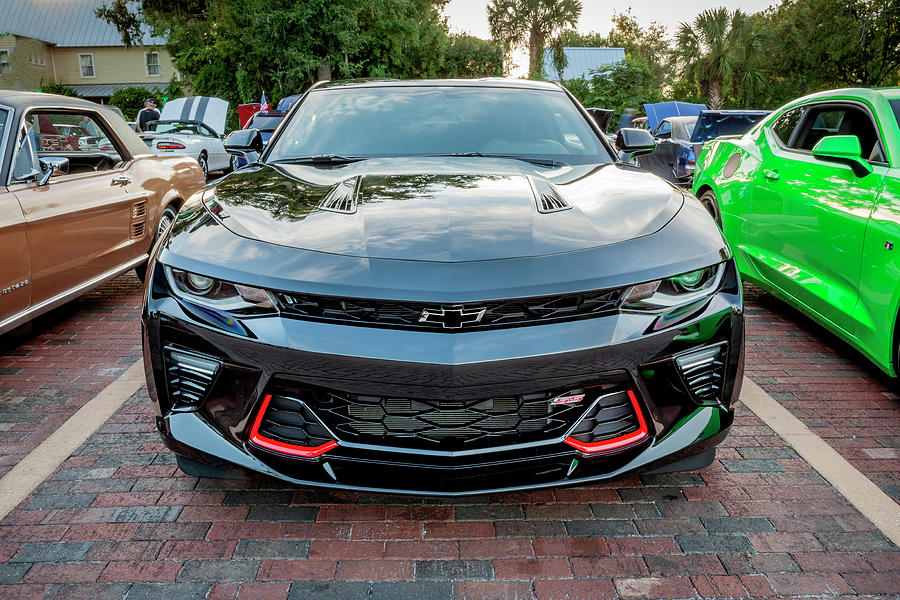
top-left (259, 92), bottom-right (270, 112)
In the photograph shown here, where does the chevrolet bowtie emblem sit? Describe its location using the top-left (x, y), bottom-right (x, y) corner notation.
top-left (419, 305), bottom-right (486, 329)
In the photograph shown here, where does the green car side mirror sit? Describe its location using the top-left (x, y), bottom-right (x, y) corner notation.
top-left (811, 135), bottom-right (873, 178)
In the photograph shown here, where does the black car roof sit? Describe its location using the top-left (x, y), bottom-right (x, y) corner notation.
top-left (312, 78), bottom-right (564, 92)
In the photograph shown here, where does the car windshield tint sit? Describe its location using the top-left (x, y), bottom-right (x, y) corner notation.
top-left (690, 114), bottom-right (766, 143)
top-left (267, 86), bottom-right (610, 165)
top-left (891, 99), bottom-right (900, 130)
top-left (250, 116), bottom-right (283, 131)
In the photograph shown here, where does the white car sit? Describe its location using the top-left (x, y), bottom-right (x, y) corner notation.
top-left (139, 96), bottom-right (237, 178)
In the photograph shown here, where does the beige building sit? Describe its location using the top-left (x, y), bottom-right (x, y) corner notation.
top-left (0, 0), bottom-right (178, 103)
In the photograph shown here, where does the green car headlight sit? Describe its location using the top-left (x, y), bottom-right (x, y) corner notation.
top-left (622, 263), bottom-right (725, 311)
top-left (165, 266), bottom-right (277, 315)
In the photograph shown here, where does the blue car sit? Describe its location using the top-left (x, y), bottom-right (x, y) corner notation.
top-left (246, 110), bottom-right (287, 145)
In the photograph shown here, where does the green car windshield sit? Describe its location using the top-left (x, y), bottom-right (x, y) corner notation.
top-left (267, 86), bottom-right (612, 165)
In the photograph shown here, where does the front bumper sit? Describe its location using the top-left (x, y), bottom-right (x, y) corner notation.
top-left (143, 262), bottom-right (744, 495)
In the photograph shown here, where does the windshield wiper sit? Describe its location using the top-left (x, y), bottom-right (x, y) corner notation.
top-left (274, 154), bottom-right (365, 165)
top-left (424, 152), bottom-right (566, 168)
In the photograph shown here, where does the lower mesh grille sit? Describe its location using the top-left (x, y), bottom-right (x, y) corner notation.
top-left (264, 377), bottom-right (637, 452)
top-left (164, 347), bottom-right (220, 407)
top-left (255, 395), bottom-right (333, 448)
top-left (567, 390), bottom-right (642, 444)
top-left (675, 343), bottom-right (728, 404)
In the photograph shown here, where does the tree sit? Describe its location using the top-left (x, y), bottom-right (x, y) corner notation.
top-left (39, 82), bottom-right (81, 97)
top-left (442, 35), bottom-right (504, 78)
top-left (97, 0), bottom-right (455, 106)
top-left (555, 10), bottom-right (669, 89)
top-left (672, 8), bottom-right (766, 108)
top-left (487, 0), bottom-right (582, 78)
top-left (563, 56), bottom-right (663, 128)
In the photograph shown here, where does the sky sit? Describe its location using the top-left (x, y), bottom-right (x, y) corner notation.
top-left (442, 0), bottom-right (778, 42)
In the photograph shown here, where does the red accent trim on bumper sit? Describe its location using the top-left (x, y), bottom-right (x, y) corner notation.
top-left (248, 394), bottom-right (338, 458)
top-left (564, 390), bottom-right (650, 454)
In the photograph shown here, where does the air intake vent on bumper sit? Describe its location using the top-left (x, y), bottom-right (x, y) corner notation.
top-left (164, 347), bottom-right (221, 407)
top-left (675, 343), bottom-right (728, 404)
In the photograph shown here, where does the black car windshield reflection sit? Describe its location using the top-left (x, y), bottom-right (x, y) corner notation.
top-left (267, 87), bottom-right (612, 166)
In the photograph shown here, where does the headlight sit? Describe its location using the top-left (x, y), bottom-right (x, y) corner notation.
top-left (165, 267), bottom-right (276, 315)
top-left (621, 263), bottom-right (724, 311)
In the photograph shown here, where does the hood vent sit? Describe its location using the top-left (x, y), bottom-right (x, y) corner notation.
top-left (319, 176), bottom-right (360, 214)
top-left (529, 177), bottom-right (571, 213)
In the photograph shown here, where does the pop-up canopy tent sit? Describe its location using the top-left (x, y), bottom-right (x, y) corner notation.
top-left (643, 101), bottom-right (707, 130)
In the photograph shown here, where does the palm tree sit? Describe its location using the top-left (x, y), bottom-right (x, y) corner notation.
top-left (673, 8), bottom-right (766, 108)
top-left (488, 0), bottom-right (582, 79)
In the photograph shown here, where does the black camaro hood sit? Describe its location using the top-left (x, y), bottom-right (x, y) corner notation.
top-left (206, 158), bottom-right (683, 262)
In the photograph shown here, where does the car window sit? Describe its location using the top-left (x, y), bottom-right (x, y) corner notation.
top-left (891, 99), bottom-right (900, 130)
top-left (267, 86), bottom-right (610, 165)
top-left (654, 120), bottom-right (672, 138)
top-left (793, 105), bottom-right (884, 162)
top-left (11, 111), bottom-right (124, 183)
top-left (770, 107), bottom-right (804, 146)
top-left (199, 124), bottom-right (217, 138)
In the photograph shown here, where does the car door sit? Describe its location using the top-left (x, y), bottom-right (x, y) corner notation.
top-left (199, 124), bottom-right (229, 171)
top-left (748, 102), bottom-right (885, 332)
top-left (8, 109), bottom-right (153, 305)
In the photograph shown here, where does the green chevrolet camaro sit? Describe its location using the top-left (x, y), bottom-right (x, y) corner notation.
top-left (693, 87), bottom-right (900, 377)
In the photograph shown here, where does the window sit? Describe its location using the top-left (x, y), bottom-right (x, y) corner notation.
top-left (793, 104), bottom-right (884, 162)
top-left (30, 49), bottom-right (46, 66)
top-left (770, 107), bottom-right (803, 146)
top-left (654, 120), bottom-right (672, 138)
top-left (78, 53), bottom-right (95, 78)
top-left (1, 49), bottom-right (10, 68)
top-left (146, 51), bottom-right (160, 77)
top-left (11, 111), bottom-right (123, 183)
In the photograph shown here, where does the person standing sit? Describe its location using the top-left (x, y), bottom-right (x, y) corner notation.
top-left (136, 98), bottom-right (160, 132)
top-left (617, 107), bottom-right (636, 131)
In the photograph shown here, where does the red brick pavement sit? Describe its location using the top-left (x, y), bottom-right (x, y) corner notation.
top-left (0, 277), bottom-right (897, 599)
top-left (0, 274), bottom-right (144, 478)
top-left (743, 285), bottom-right (900, 500)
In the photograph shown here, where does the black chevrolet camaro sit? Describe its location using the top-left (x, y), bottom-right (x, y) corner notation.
top-left (142, 79), bottom-right (744, 495)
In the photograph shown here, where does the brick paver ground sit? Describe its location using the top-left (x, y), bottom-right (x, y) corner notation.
top-left (0, 274), bottom-right (144, 478)
top-left (743, 286), bottom-right (900, 501)
top-left (0, 275), bottom-right (897, 599)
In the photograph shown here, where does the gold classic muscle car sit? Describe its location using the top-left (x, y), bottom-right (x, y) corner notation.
top-left (0, 91), bottom-right (206, 335)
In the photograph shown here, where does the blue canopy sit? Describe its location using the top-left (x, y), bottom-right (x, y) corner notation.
top-left (277, 94), bottom-right (303, 112)
top-left (643, 101), bottom-right (708, 129)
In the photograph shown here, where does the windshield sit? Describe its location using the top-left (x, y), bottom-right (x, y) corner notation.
top-left (691, 113), bottom-right (768, 143)
top-left (249, 115), bottom-right (283, 131)
top-left (267, 86), bottom-right (611, 165)
top-left (150, 121), bottom-right (202, 135)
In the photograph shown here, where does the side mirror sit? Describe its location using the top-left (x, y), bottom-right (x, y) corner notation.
top-left (812, 135), bottom-right (872, 177)
top-left (224, 128), bottom-right (263, 164)
top-left (38, 156), bottom-right (69, 186)
top-left (616, 128), bottom-right (656, 158)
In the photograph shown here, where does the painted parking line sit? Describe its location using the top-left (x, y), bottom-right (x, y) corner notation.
top-left (740, 376), bottom-right (900, 547)
top-left (0, 359), bottom-right (144, 521)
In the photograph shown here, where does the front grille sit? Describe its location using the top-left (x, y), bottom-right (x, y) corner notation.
top-left (265, 378), bottom-right (635, 452)
top-left (164, 347), bottom-right (221, 407)
top-left (274, 288), bottom-right (622, 332)
top-left (675, 343), bottom-right (728, 404)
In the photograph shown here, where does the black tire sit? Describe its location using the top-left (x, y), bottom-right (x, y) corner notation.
top-left (699, 189), bottom-right (722, 228)
top-left (135, 205), bottom-right (178, 282)
top-left (197, 153), bottom-right (209, 179)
